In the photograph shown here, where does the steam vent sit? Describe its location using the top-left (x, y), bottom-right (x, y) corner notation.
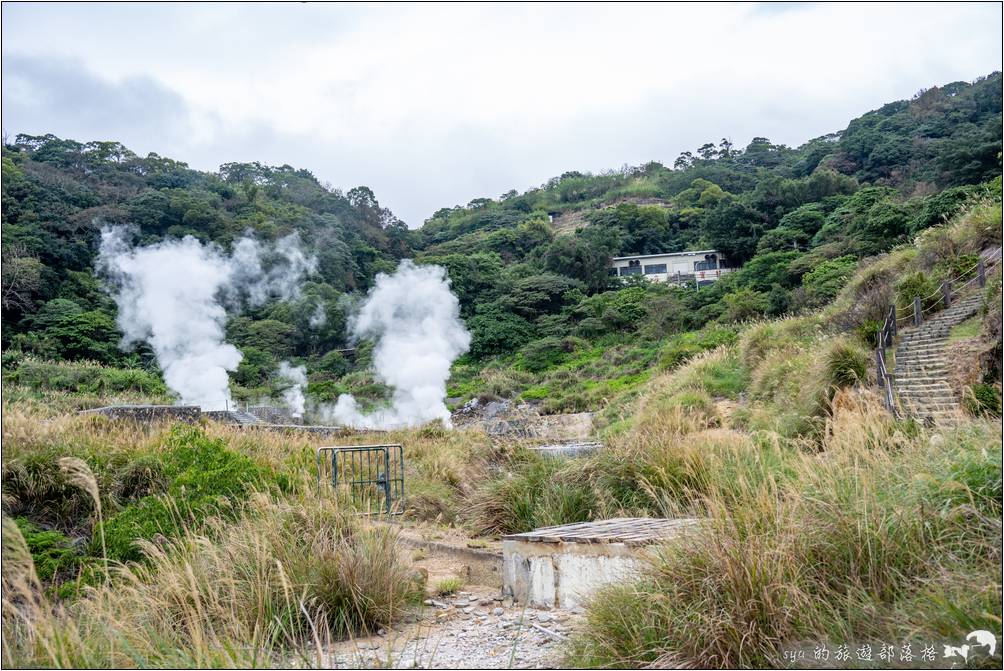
top-left (502, 517), bottom-right (699, 609)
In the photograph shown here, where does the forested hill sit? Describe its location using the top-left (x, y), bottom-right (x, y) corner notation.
top-left (2, 72), bottom-right (1001, 405)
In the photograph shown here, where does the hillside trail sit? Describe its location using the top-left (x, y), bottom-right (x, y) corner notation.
top-left (323, 522), bottom-right (585, 669)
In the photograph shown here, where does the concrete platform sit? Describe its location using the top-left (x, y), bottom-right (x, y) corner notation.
top-left (502, 517), bottom-right (697, 609)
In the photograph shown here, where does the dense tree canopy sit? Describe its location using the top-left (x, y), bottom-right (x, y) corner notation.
top-left (3, 72), bottom-right (1001, 400)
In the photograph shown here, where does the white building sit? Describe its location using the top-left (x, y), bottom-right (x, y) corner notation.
top-left (609, 250), bottom-right (732, 287)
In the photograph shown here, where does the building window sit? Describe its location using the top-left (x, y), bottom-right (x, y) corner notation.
top-left (619, 265), bottom-right (642, 276)
top-left (694, 260), bottom-right (717, 271)
top-left (607, 268), bottom-right (619, 277)
top-left (643, 263), bottom-right (667, 274)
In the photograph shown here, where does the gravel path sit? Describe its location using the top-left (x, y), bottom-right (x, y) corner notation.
top-left (324, 590), bottom-right (585, 669)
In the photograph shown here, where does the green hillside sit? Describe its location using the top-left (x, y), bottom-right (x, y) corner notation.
top-left (2, 72), bottom-right (1001, 411)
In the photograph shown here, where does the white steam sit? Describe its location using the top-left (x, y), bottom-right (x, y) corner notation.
top-left (327, 260), bottom-right (470, 429)
top-left (309, 302), bottom-right (327, 328)
top-left (277, 361), bottom-right (307, 418)
top-left (98, 226), bottom-right (315, 410)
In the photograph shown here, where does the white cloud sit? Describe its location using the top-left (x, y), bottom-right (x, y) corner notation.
top-left (2, 3), bottom-right (1001, 225)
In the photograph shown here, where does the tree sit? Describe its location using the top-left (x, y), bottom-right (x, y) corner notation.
top-left (1, 244), bottom-right (43, 312)
top-left (501, 273), bottom-right (584, 318)
top-left (466, 305), bottom-right (535, 359)
top-left (542, 236), bottom-right (609, 292)
top-left (722, 288), bottom-right (769, 322)
top-left (44, 310), bottom-right (121, 362)
top-left (700, 198), bottom-right (767, 265)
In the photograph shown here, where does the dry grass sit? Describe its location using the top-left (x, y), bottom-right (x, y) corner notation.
top-left (567, 390), bottom-right (1002, 668)
top-left (2, 487), bottom-right (422, 668)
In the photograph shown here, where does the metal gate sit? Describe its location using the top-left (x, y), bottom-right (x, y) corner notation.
top-left (316, 444), bottom-right (404, 515)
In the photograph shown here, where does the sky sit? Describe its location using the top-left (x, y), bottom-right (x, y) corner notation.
top-left (2, 2), bottom-right (1001, 226)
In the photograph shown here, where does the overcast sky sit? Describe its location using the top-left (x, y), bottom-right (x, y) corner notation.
top-left (2, 2), bottom-right (1001, 226)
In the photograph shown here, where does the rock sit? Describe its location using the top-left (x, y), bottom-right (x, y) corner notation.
top-left (463, 606), bottom-right (476, 614)
top-left (423, 599), bottom-right (434, 606)
top-left (571, 606), bottom-right (586, 615)
top-left (493, 607), bottom-right (504, 616)
top-left (478, 598), bottom-right (493, 606)
top-left (502, 596), bottom-right (514, 608)
top-left (537, 612), bottom-right (553, 623)
top-left (454, 599), bottom-right (471, 608)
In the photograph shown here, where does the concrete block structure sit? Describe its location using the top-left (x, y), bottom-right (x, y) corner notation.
top-left (502, 517), bottom-right (698, 609)
top-left (80, 404), bottom-right (201, 424)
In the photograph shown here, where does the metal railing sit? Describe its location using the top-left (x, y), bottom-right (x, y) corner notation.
top-left (875, 304), bottom-right (899, 417)
top-left (316, 444), bottom-right (405, 515)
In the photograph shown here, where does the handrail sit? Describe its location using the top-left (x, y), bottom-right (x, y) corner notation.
top-left (875, 304), bottom-right (899, 417)
top-left (895, 247), bottom-right (1002, 327)
top-left (877, 246), bottom-right (1002, 418)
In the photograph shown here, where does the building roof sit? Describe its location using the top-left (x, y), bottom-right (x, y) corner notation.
top-left (611, 249), bottom-right (719, 262)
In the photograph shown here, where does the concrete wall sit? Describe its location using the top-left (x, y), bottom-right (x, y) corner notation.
top-left (502, 539), bottom-right (647, 609)
top-left (247, 406), bottom-right (302, 425)
top-left (80, 405), bottom-right (201, 424)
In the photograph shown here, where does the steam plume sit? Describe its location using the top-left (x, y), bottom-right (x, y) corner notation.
top-left (327, 260), bottom-right (470, 429)
top-left (277, 361), bottom-right (307, 418)
top-left (309, 303), bottom-right (326, 328)
top-left (98, 226), bottom-right (315, 410)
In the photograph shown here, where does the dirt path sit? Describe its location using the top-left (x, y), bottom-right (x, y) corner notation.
top-left (326, 522), bottom-right (584, 668)
top-left (325, 590), bottom-right (584, 669)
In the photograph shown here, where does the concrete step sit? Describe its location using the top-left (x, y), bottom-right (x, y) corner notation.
top-left (896, 349), bottom-right (946, 357)
top-left (892, 286), bottom-right (985, 422)
top-left (894, 376), bottom-right (945, 385)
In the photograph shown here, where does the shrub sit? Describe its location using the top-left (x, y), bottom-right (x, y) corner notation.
top-left (6, 358), bottom-right (167, 396)
top-left (2, 492), bottom-right (423, 667)
top-left (895, 271), bottom-right (940, 313)
top-left (112, 456), bottom-right (167, 503)
top-left (657, 326), bottom-right (738, 370)
top-left (569, 407), bottom-right (1002, 668)
top-left (516, 336), bottom-right (579, 373)
top-left (801, 255), bottom-right (858, 308)
top-left (823, 338), bottom-right (869, 389)
top-left (722, 288), bottom-right (769, 322)
top-left (98, 427), bottom-right (276, 562)
top-left (13, 517), bottom-right (83, 583)
top-left (467, 455), bottom-right (594, 535)
top-left (965, 383), bottom-right (1002, 417)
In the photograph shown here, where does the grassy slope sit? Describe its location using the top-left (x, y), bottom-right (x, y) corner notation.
top-left (2, 202), bottom-right (1001, 667)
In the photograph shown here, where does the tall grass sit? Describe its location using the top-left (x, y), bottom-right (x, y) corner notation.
top-left (567, 392), bottom-right (1002, 668)
top-left (2, 488), bottom-right (422, 668)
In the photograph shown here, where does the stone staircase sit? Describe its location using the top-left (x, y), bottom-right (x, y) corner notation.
top-left (893, 291), bottom-right (985, 425)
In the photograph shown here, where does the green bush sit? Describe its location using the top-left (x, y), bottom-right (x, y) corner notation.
top-left (14, 517), bottom-right (83, 583)
top-left (112, 456), bottom-right (168, 503)
top-left (965, 383), bottom-right (1002, 417)
top-left (658, 326), bottom-right (738, 370)
top-left (516, 336), bottom-right (581, 373)
top-left (823, 339), bottom-right (869, 389)
top-left (896, 271), bottom-right (940, 313)
top-left (801, 255), bottom-right (858, 307)
top-left (6, 358), bottom-right (167, 396)
top-left (98, 427), bottom-right (277, 563)
top-left (468, 456), bottom-right (593, 535)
